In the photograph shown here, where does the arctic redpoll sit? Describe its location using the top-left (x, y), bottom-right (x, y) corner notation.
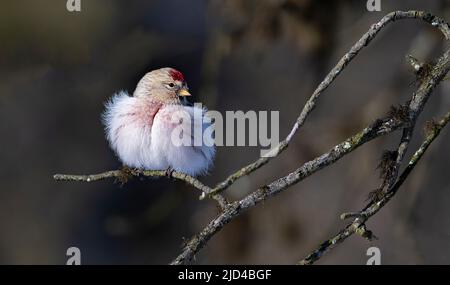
top-left (102, 67), bottom-right (215, 176)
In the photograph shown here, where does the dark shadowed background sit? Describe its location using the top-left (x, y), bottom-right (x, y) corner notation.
top-left (1, 0), bottom-right (450, 264)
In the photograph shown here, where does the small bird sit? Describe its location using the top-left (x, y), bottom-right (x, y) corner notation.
top-left (102, 67), bottom-right (215, 176)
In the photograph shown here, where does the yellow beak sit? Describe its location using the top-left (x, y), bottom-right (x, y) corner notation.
top-left (178, 88), bottom-right (191, 97)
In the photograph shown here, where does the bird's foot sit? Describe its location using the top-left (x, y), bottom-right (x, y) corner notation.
top-left (165, 167), bottom-right (174, 178)
top-left (117, 166), bottom-right (135, 185)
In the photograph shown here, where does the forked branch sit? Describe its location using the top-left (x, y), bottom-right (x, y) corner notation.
top-left (54, 11), bottom-right (450, 265)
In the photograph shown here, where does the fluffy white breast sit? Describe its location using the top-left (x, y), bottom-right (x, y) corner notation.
top-left (102, 92), bottom-right (215, 176)
top-left (151, 104), bottom-right (215, 176)
top-left (102, 91), bottom-right (167, 170)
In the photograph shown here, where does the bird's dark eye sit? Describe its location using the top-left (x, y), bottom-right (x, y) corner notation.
top-left (164, 82), bottom-right (177, 90)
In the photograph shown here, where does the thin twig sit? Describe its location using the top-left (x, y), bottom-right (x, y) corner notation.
top-left (54, 170), bottom-right (228, 209)
top-left (298, 107), bottom-right (450, 265)
top-left (297, 48), bottom-right (450, 265)
top-left (205, 10), bottom-right (450, 198)
top-left (52, 10), bottom-right (450, 265)
top-left (170, 113), bottom-right (403, 264)
top-left (170, 11), bottom-right (450, 264)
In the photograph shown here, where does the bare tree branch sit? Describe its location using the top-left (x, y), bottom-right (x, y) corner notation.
top-left (205, 10), bottom-right (450, 198)
top-left (170, 116), bottom-right (404, 264)
top-left (54, 170), bottom-right (228, 209)
top-left (298, 107), bottom-right (450, 265)
top-left (170, 11), bottom-right (450, 264)
top-left (53, 10), bottom-right (450, 265)
top-left (297, 46), bottom-right (450, 265)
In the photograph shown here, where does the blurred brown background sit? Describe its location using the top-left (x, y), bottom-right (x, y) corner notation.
top-left (1, 0), bottom-right (450, 264)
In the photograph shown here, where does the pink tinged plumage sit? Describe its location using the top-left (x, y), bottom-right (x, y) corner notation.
top-left (102, 68), bottom-right (215, 176)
